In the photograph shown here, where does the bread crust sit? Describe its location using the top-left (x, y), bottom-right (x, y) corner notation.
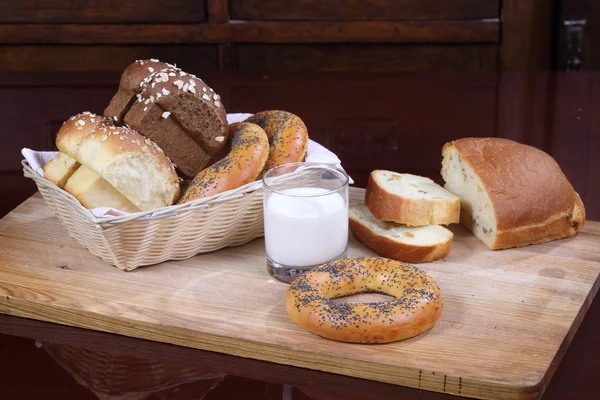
top-left (442, 138), bottom-right (586, 250)
top-left (177, 122), bottom-right (269, 203)
top-left (245, 110), bottom-right (309, 173)
top-left (365, 171), bottom-right (460, 226)
top-left (286, 257), bottom-right (443, 344)
top-left (104, 59), bottom-right (175, 124)
top-left (349, 218), bottom-right (452, 263)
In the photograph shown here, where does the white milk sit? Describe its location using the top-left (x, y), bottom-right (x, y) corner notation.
top-left (264, 187), bottom-right (348, 267)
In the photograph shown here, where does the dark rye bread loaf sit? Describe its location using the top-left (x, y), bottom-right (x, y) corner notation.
top-left (104, 60), bottom-right (229, 178)
top-left (104, 59), bottom-right (175, 124)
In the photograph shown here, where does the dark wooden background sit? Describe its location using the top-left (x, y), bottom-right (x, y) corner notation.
top-left (1, 0), bottom-right (595, 73)
top-left (0, 0), bottom-right (598, 218)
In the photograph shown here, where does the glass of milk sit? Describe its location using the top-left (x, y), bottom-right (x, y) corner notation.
top-left (262, 162), bottom-right (349, 283)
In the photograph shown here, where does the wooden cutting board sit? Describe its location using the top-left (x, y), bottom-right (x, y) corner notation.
top-left (1, 189), bottom-right (599, 400)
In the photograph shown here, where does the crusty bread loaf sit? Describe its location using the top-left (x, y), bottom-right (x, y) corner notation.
top-left (43, 152), bottom-right (80, 188)
top-left (105, 60), bottom-right (229, 178)
top-left (349, 204), bottom-right (453, 263)
top-left (104, 59), bottom-right (176, 125)
top-left (55, 112), bottom-right (180, 211)
top-left (365, 170), bottom-right (460, 226)
top-left (177, 122), bottom-right (269, 203)
top-left (441, 137), bottom-right (586, 250)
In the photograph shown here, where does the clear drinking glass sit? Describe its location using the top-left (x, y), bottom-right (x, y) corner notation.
top-left (262, 162), bottom-right (350, 283)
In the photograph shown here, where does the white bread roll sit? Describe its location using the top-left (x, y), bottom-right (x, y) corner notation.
top-left (55, 112), bottom-right (180, 211)
top-left (441, 137), bottom-right (585, 250)
top-left (365, 170), bottom-right (460, 226)
top-left (43, 152), bottom-right (80, 189)
top-left (349, 204), bottom-right (453, 263)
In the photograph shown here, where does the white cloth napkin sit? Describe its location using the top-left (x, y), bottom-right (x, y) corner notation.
top-left (22, 113), bottom-right (352, 218)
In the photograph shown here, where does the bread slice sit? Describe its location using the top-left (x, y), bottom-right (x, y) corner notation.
top-left (43, 152), bottom-right (80, 189)
top-left (64, 165), bottom-right (140, 212)
top-left (349, 204), bottom-right (453, 263)
top-left (441, 137), bottom-right (585, 250)
top-left (365, 170), bottom-right (460, 226)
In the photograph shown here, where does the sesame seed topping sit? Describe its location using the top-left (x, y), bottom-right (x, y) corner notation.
top-left (143, 107), bottom-right (148, 112)
top-left (213, 94), bottom-right (219, 100)
top-left (169, 72), bottom-right (176, 76)
top-left (162, 88), bottom-right (170, 95)
top-left (150, 58), bottom-right (159, 62)
top-left (202, 94), bottom-right (210, 101)
top-left (215, 136), bottom-right (225, 142)
top-left (148, 67), bottom-right (154, 73)
top-left (189, 79), bottom-right (196, 87)
top-left (144, 98), bottom-right (151, 104)
top-left (214, 101), bottom-right (221, 108)
top-left (162, 111), bottom-right (171, 119)
top-left (76, 119), bottom-right (85, 126)
top-left (188, 85), bottom-right (196, 94)
top-left (173, 80), bottom-right (184, 89)
top-left (158, 72), bottom-right (169, 82)
top-left (183, 83), bottom-right (189, 92)
top-left (149, 95), bottom-right (155, 103)
top-left (202, 87), bottom-right (207, 92)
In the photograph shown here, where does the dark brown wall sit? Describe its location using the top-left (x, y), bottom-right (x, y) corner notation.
top-left (0, 0), bottom-right (561, 74)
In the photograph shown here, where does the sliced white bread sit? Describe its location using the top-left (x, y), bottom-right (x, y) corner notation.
top-left (349, 204), bottom-right (453, 263)
top-left (43, 152), bottom-right (80, 189)
top-left (365, 170), bottom-right (461, 226)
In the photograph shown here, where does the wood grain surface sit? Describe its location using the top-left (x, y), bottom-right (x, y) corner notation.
top-left (0, 21), bottom-right (499, 44)
top-left (0, 0), bottom-right (206, 23)
top-left (1, 189), bottom-right (599, 400)
top-left (229, 0), bottom-right (500, 21)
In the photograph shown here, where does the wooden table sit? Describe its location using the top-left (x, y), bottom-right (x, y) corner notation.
top-left (1, 188), bottom-right (599, 400)
top-left (2, 71), bottom-right (600, 400)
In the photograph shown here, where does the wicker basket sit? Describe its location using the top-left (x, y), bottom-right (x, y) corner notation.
top-left (23, 159), bottom-right (322, 271)
top-left (23, 159), bottom-right (268, 271)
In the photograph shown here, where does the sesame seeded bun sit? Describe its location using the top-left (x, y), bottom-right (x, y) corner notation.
top-left (55, 112), bottom-right (180, 211)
